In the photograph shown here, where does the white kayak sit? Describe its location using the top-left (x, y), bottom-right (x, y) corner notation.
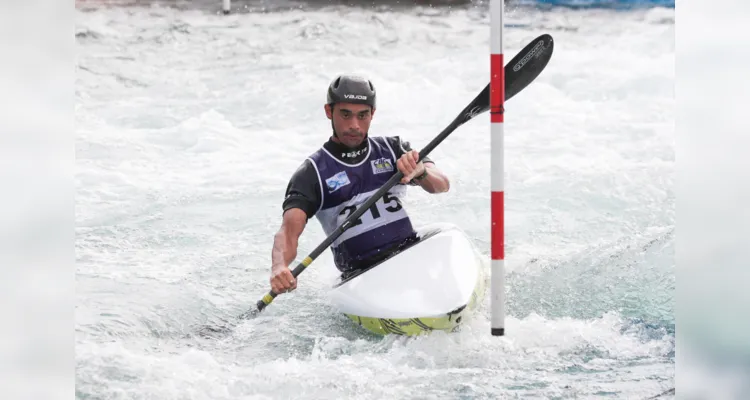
top-left (328, 223), bottom-right (487, 336)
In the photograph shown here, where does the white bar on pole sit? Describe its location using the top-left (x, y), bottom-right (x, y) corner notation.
top-left (223, 0), bottom-right (231, 14)
top-left (490, 0), bottom-right (505, 337)
top-left (490, 0), bottom-right (502, 54)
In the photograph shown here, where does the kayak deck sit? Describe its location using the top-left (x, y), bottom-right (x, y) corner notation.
top-left (329, 223), bottom-right (487, 336)
top-left (343, 276), bottom-right (484, 336)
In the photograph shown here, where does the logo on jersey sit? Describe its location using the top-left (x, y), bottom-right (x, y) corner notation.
top-left (341, 147), bottom-right (367, 159)
top-left (371, 157), bottom-right (394, 174)
top-left (325, 171), bottom-right (351, 193)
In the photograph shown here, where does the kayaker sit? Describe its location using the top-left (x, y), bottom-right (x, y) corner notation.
top-left (270, 75), bottom-right (451, 293)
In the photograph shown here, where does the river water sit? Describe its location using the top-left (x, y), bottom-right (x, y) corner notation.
top-left (75, 3), bottom-right (675, 398)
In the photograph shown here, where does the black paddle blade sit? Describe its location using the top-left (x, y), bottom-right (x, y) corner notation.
top-left (241, 303), bottom-right (263, 319)
top-left (195, 324), bottom-right (233, 339)
top-left (192, 306), bottom-right (262, 339)
top-left (505, 33), bottom-right (554, 102)
top-left (469, 33), bottom-right (555, 120)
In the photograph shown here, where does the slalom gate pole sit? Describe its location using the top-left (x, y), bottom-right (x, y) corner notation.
top-left (490, 0), bottom-right (506, 337)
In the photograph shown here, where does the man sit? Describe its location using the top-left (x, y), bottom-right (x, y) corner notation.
top-left (270, 75), bottom-right (451, 294)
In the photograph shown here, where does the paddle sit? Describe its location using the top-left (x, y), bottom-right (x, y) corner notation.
top-left (198, 33), bottom-right (554, 336)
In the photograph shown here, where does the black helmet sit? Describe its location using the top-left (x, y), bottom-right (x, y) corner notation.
top-left (326, 75), bottom-right (376, 108)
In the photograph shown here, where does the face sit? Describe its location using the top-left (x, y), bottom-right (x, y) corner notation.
top-left (325, 102), bottom-right (375, 148)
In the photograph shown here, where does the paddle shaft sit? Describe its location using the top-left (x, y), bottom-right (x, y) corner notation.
top-left (250, 34), bottom-right (554, 316)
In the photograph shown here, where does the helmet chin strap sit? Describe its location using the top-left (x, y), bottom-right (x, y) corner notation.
top-left (331, 120), bottom-right (338, 139)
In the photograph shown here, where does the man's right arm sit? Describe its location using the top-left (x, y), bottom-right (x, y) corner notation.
top-left (270, 159), bottom-right (321, 293)
top-left (271, 208), bottom-right (308, 271)
top-left (270, 208), bottom-right (307, 293)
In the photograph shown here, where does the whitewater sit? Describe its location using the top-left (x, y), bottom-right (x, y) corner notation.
top-left (75, 2), bottom-right (675, 399)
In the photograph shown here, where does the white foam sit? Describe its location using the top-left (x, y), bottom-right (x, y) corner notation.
top-left (76, 5), bottom-right (674, 399)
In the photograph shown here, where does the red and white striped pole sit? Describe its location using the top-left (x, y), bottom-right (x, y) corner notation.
top-left (490, 0), bottom-right (505, 337)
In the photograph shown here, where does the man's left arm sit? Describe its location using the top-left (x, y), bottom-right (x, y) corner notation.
top-left (388, 136), bottom-right (450, 194)
top-left (412, 160), bottom-right (450, 194)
